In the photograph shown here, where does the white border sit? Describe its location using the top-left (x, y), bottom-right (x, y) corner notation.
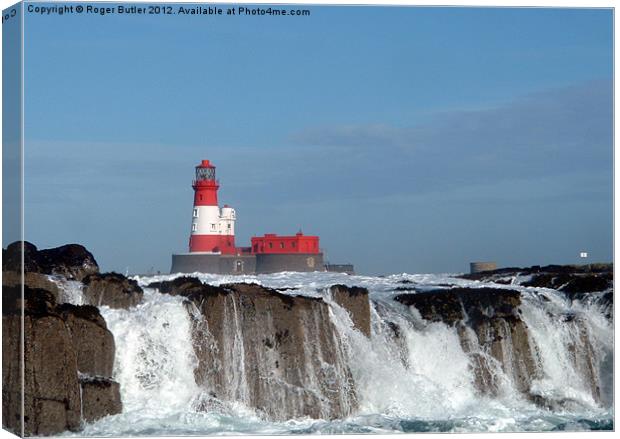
top-left (0, 1), bottom-right (616, 439)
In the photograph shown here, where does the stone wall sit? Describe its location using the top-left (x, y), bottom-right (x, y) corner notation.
top-left (255, 253), bottom-right (325, 274)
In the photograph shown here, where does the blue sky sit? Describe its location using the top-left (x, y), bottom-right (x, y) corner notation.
top-left (19, 3), bottom-right (613, 274)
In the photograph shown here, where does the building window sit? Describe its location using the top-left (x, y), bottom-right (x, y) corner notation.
top-left (280, 242), bottom-right (285, 249)
top-left (211, 223), bottom-right (216, 230)
top-left (193, 209), bottom-right (198, 218)
top-left (269, 242), bottom-right (273, 249)
top-left (292, 242), bottom-right (296, 248)
top-left (227, 224), bottom-right (231, 230)
top-left (192, 223), bottom-right (197, 232)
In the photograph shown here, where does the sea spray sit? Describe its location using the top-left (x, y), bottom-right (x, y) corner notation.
top-left (50, 275), bottom-right (85, 305)
top-left (98, 289), bottom-right (200, 415)
top-left (71, 272), bottom-right (612, 435)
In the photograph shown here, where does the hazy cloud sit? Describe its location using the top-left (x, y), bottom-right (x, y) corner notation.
top-left (289, 79), bottom-right (612, 198)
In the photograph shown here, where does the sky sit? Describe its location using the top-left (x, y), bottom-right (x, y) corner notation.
top-left (13, 2), bottom-right (613, 275)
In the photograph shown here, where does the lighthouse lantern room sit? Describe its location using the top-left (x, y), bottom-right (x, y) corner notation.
top-left (189, 160), bottom-right (237, 254)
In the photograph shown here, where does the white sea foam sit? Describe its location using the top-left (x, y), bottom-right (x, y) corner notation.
top-left (68, 271), bottom-right (613, 435)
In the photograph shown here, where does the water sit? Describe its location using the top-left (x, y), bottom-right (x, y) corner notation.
top-left (58, 271), bottom-right (612, 435)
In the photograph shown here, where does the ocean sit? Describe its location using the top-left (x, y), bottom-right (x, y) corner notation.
top-left (56, 271), bottom-right (613, 435)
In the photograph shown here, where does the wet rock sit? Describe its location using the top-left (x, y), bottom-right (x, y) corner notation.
top-left (460, 264), bottom-right (613, 301)
top-left (156, 279), bottom-right (357, 420)
top-left (395, 288), bottom-right (539, 397)
top-left (2, 270), bottom-right (62, 303)
top-left (3, 241), bottom-right (40, 273)
top-left (394, 288), bottom-right (466, 325)
top-left (58, 304), bottom-right (115, 377)
top-left (2, 314), bottom-right (22, 435)
top-left (329, 285), bottom-right (371, 337)
top-left (2, 284), bottom-right (121, 435)
top-left (373, 303), bottom-right (410, 370)
top-left (2, 286), bottom-right (82, 435)
top-left (559, 273), bottom-right (612, 294)
top-left (79, 377), bottom-right (122, 423)
top-left (564, 316), bottom-right (602, 403)
top-left (3, 241), bottom-right (99, 281)
top-left (147, 276), bottom-right (219, 296)
top-left (521, 272), bottom-right (612, 294)
top-left (82, 272), bottom-right (143, 309)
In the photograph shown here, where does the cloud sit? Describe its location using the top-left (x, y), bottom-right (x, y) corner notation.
top-left (288, 79), bottom-right (612, 199)
top-left (290, 123), bottom-right (412, 149)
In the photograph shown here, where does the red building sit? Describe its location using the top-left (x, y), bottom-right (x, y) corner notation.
top-left (251, 232), bottom-right (319, 254)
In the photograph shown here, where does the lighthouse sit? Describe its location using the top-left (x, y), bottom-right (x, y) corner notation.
top-left (188, 159), bottom-right (236, 254)
top-left (171, 158), bottom-right (348, 274)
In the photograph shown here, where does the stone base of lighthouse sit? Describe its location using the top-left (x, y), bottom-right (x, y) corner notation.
top-left (170, 252), bottom-right (325, 275)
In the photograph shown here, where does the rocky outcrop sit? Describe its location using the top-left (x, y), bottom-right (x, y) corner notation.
top-left (395, 288), bottom-right (540, 398)
top-left (3, 241), bottom-right (99, 281)
top-left (460, 264), bottom-right (612, 295)
top-left (461, 263), bottom-right (613, 282)
top-left (147, 275), bottom-right (218, 296)
top-left (150, 278), bottom-right (357, 420)
top-left (79, 377), bottom-right (122, 423)
top-left (460, 264), bottom-right (613, 320)
top-left (82, 272), bottom-right (143, 309)
top-left (329, 284), bottom-right (371, 337)
top-left (522, 272), bottom-right (612, 294)
top-left (2, 270), bottom-right (62, 302)
top-left (2, 284), bottom-right (121, 436)
top-left (59, 304), bottom-right (115, 377)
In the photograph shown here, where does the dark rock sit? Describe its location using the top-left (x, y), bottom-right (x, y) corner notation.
top-left (395, 287), bottom-right (539, 397)
top-left (329, 285), bottom-right (371, 337)
top-left (460, 264), bottom-right (613, 296)
top-left (82, 272), bottom-right (143, 309)
top-left (147, 276), bottom-right (215, 296)
top-left (395, 288), bottom-right (468, 325)
top-left (394, 286), bottom-right (416, 291)
top-left (3, 241), bottom-right (99, 280)
top-left (157, 279), bottom-right (357, 420)
top-left (58, 304), bottom-right (115, 377)
top-left (79, 377), bottom-right (122, 423)
top-left (564, 316), bottom-right (602, 403)
top-left (395, 288), bottom-right (521, 325)
top-left (460, 266), bottom-right (524, 281)
top-left (373, 304), bottom-right (409, 370)
top-left (521, 272), bottom-right (612, 294)
top-left (20, 294), bottom-right (82, 435)
top-left (2, 284), bottom-right (121, 435)
top-left (559, 273), bottom-right (612, 294)
top-left (2, 309), bottom-right (24, 436)
top-left (3, 241), bottom-right (40, 272)
top-left (37, 244), bottom-right (99, 280)
top-left (2, 271), bottom-right (63, 303)
top-left (521, 273), bottom-right (560, 289)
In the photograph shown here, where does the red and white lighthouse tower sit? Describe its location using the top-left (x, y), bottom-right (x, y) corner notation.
top-left (188, 160), bottom-right (236, 254)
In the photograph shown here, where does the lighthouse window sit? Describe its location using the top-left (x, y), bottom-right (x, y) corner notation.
top-left (211, 223), bottom-right (216, 230)
top-left (193, 209), bottom-right (198, 218)
top-left (227, 224), bottom-right (231, 230)
top-left (191, 223), bottom-right (197, 232)
top-left (196, 167), bottom-right (216, 181)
